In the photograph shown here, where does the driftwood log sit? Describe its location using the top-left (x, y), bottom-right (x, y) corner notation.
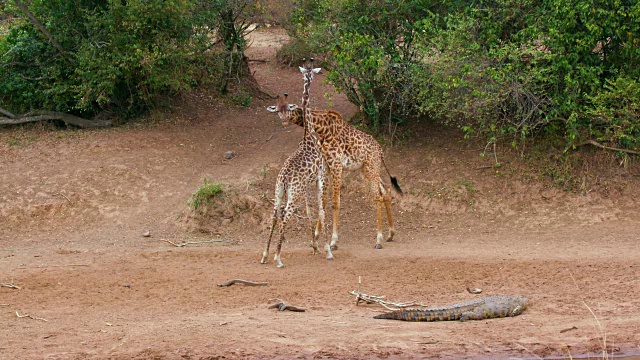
top-left (268, 298), bottom-right (305, 312)
top-left (0, 108), bottom-right (112, 129)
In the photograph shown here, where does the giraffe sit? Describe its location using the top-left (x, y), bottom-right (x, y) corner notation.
top-left (269, 63), bottom-right (402, 251)
top-left (262, 66), bottom-right (329, 267)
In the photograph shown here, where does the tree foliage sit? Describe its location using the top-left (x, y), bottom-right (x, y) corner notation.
top-left (0, 0), bottom-right (260, 120)
top-left (290, 0), bottom-right (640, 150)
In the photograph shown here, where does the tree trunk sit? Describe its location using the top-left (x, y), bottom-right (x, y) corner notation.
top-left (0, 110), bottom-right (112, 128)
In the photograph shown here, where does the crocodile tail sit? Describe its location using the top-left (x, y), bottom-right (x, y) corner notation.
top-left (374, 311), bottom-right (401, 320)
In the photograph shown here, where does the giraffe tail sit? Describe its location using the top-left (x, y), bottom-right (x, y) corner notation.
top-left (382, 157), bottom-right (403, 195)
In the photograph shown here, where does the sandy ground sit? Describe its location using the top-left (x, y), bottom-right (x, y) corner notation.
top-left (1, 27), bottom-right (640, 359)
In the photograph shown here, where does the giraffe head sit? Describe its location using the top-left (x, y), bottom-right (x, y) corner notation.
top-left (266, 93), bottom-right (297, 126)
top-left (299, 57), bottom-right (321, 84)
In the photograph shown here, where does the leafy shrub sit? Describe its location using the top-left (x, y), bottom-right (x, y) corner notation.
top-left (289, 0), bottom-right (432, 130)
top-left (288, 0), bottom-right (640, 152)
top-left (0, 0), bottom-right (259, 120)
top-left (188, 178), bottom-right (224, 210)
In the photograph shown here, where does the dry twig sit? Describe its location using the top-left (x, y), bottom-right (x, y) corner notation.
top-left (350, 276), bottom-right (428, 311)
top-left (16, 311), bottom-right (48, 321)
top-left (217, 279), bottom-right (268, 287)
top-left (268, 298), bottom-right (305, 312)
top-left (161, 239), bottom-right (237, 247)
top-left (1, 282), bottom-right (20, 289)
top-left (349, 290), bottom-right (428, 311)
top-left (576, 139), bottom-right (640, 155)
top-left (54, 192), bottom-right (72, 204)
top-left (560, 326), bottom-right (578, 333)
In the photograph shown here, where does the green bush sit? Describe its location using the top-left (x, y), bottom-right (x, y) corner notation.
top-left (288, 0), bottom-right (640, 151)
top-left (0, 0), bottom-right (259, 120)
top-left (289, 0), bottom-right (432, 130)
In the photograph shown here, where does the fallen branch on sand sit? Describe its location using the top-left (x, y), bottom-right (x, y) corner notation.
top-left (349, 290), bottom-right (428, 311)
top-left (161, 239), bottom-right (237, 247)
top-left (0, 109), bottom-right (111, 128)
top-left (349, 276), bottom-right (428, 311)
top-left (16, 311), bottom-right (48, 321)
top-left (1, 282), bottom-right (20, 289)
top-left (217, 279), bottom-right (268, 287)
top-left (268, 298), bottom-right (305, 312)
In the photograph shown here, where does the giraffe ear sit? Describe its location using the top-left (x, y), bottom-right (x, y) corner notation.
top-left (288, 104), bottom-right (298, 110)
top-left (298, 66), bottom-right (305, 73)
top-left (266, 106), bottom-right (277, 112)
top-left (312, 68), bottom-right (321, 74)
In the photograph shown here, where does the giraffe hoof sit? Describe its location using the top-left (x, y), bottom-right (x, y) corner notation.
top-left (385, 238), bottom-right (394, 242)
top-left (330, 245), bottom-right (338, 251)
top-left (312, 249), bottom-right (320, 255)
top-left (277, 264), bottom-right (285, 269)
top-left (374, 244), bottom-right (383, 249)
top-left (326, 256), bottom-right (334, 261)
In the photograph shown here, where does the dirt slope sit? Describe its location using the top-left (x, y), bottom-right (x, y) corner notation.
top-left (1, 27), bottom-right (640, 359)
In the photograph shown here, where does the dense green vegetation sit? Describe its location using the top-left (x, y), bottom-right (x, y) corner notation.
top-left (1, 0), bottom-right (638, 154)
top-left (0, 0), bottom-right (259, 120)
top-left (286, 0), bottom-right (640, 150)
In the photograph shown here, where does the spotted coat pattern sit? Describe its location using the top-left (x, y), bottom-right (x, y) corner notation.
top-left (262, 68), bottom-right (328, 268)
top-left (279, 93), bottom-right (402, 250)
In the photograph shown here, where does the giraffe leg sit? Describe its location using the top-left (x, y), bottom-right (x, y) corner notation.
top-left (306, 190), bottom-right (320, 254)
top-left (317, 172), bottom-right (332, 260)
top-left (274, 219), bottom-right (286, 268)
top-left (383, 187), bottom-right (395, 242)
top-left (329, 168), bottom-right (343, 251)
top-left (263, 187), bottom-right (284, 264)
top-left (373, 183), bottom-right (385, 249)
top-left (261, 215), bottom-right (278, 264)
top-left (274, 191), bottom-right (301, 268)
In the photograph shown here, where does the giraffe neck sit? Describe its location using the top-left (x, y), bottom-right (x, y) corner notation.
top-left (301, 71), bottom-right (314, 139)
top-left (302, 72), bottom-right (312, 110)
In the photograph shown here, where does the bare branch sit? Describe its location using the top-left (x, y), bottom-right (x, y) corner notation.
top-left (0, 107), bottom-right (16, 118)
top-left (0, 111), bottom-right (111, 128)
top-left (576, 139), bottom-right (640, 155)
top-left (16, 311), bottom-right (48, 321)
top-left (1, 282), bottom-right (20, 289)
top-left (217, 279), bottom-right (268, 287)
top-left (161, 238), bottom-right (238, 247)
top-left (268, 298), bottom-right (306, 312)
top-left (350, 290), bottom-right (428, 311)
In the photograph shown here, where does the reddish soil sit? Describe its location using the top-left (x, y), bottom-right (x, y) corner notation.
top-left (1, 28), bottom-right (640, 359)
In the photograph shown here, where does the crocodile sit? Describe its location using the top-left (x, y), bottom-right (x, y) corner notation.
top-left (373, 295), bottom-right (528, 322)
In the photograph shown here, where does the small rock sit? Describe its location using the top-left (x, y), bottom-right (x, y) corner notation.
top-left (224, 151), bottom-right (235, 160)
top-left (221, 218), bottom-right (233, 226)
top-left (142, 230), bottom-right (151, 237)
top-left (466, 286), bottom-right (482, 294)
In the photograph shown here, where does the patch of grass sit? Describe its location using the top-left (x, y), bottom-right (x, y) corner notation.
top-left (456, 178), bottom-right (477, 194)
top-left (188, 178), bottom-right (224, 210)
